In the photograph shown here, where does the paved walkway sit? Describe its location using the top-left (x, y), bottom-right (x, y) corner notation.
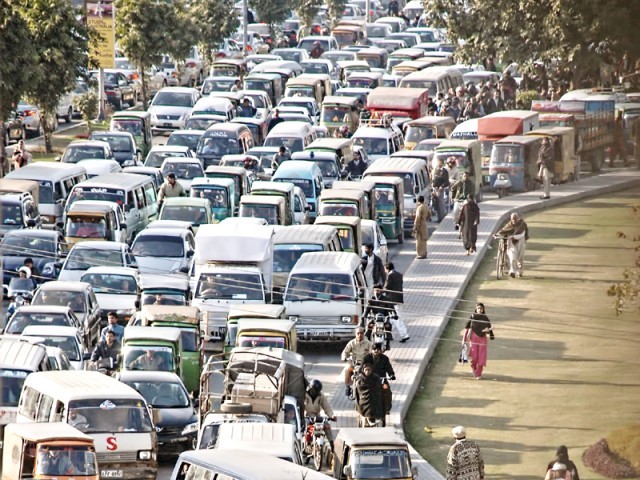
top-left (328, 170), bottom-right (640, 479)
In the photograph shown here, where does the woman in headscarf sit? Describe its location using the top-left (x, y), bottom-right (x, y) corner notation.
top-left (462, 303), bottom-right (495, 379)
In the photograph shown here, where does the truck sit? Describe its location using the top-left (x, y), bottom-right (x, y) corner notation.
top-left (365, 87), bottom-right (430, 123)
top-left (532, 90), bottom-right (616, 172)
top-left (197, 347), bottom-right (306, 449)
top-left (191, 223), bottom-right (274, 351)
top-left (477, 110), bottom-right (539, 183)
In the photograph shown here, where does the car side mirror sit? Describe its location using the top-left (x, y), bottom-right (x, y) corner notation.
top-left (305, 205), bottom-right (311, 212)
top-left (414, 186), bottom-right (420, 195)
top-left (56, 221), bottom-right (64, 229)
top-left (186, 250), bottom-right (194, 258)
top-left (83, 352), bottom-right (91, 361)
top-left (179, 266), bottom-right (189, 273)
top-left (340, 169), bottom-right (349, 178)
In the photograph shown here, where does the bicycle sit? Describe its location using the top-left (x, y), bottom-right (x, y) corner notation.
top-left (494, 236), bottom-right (510, 280)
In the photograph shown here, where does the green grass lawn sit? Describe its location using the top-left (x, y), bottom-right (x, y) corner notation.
top-left (405, 189), bottom-right (640, 480)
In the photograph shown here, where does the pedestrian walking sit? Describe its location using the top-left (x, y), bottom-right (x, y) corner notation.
top-left (462, 303), bottom-right (494, 379)
top-left (446, 426), bottom-right (485, 480)
top-left (537, 137), bottom-right (554, 199)
top-left (546, 446), bottom-right (579, 480)
top-left (459, 194), bottom-right (480, 254)
top-left (497, 212), bottom-right (529, 278)
top-left (412, 195), bottom-right (430, 259)
top-left (610, 111), bottom-right (628, 167)
top-left (383, 262), bottom-right (410, 343)
top-left (361, 244), bottom-right (386, 288)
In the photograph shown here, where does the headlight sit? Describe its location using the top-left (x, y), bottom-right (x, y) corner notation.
top-left (122, 159), bottom-right (135, 167)
top-left (182, 422), bottom-right (199, 435)
top-left (288, 315), bottom-right (299, 322)
top-left (341, 316), bottom-right (352, 324)
top-left (138, 450), bottom-right (152, 460)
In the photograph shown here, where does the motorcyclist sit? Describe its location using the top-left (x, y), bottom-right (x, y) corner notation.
top-left (341, 327), bottom-right (372, 397)
top-left (90, 329), bottom-right (121, 372)
top-left (304, 379), bottom-right (337, 448)
top-left (354, 363), bottom-right (385, 425)
top-left (363, 343), bottom-right (395, 415)
top-left (362, 284), bottom-right (393, 351)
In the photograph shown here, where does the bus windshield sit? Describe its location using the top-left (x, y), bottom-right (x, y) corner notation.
top-left (68, 398), bottom-right (153, 434)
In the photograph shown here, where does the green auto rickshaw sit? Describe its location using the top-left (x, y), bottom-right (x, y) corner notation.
top-left (121, 326), bottom-right (184, 383)
top-left (110, 111), bottom-right (153, 158)
top-left (190, 177), bottom-right (236, 223)
top-left (360, 175), bottom-right (405, 244)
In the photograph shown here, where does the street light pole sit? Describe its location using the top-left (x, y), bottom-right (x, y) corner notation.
top-left (243, 0), bottom-right (248, 54)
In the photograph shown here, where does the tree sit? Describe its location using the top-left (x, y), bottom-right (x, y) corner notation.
top-left (73, 91), bottom-right (99, 135)
top-left (115, 0), bottom-right (172, 109)
top-left (326, 0), bottom-right (347, 28)
top-left (249, 0), bottom-right (289, 28)
top-left (191, 0), bottom-right (239, 67)
top-left (295, 0), bottom-right (323, 35)
top-left (608, 205), bottom-right (640, 314)
top-left (165, 0), bottom-right (197, 63)
top-left (0, 0), bottom-right (37, 170)
top-left (19, 0), bottom-right (89, 153)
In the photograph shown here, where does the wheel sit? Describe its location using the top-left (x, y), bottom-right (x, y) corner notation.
top-left (397, 230), bottom-right (404, 244)
top-left (219, 401), bottom-right (252, 414)
top-left (313, 442), bottom-right (323, 471)
top-left (496, 242), bottom-right (506, 280)
top-left (65, 106), bottom-right (73, 123)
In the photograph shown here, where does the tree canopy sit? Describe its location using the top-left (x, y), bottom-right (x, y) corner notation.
top-left (192, 0), bottom-right (240, 66)
top-left (249, 0), bottom-right (290, 26)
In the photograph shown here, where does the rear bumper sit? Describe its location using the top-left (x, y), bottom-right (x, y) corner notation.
top-left (99, 461), bottom-right (157, 480)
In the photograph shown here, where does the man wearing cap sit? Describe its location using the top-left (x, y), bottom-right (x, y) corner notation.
top-left (100, 312), bottom-right (124, 342)
top-left (446, 426), bottom-right (485, 480)
top-left (157, 172), bottom-right (186, 205)
top-left (310, 41), bottom-right (324, 59)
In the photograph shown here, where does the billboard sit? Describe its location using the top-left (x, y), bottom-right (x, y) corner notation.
top-left (87, 0), bottom-right (115, 69)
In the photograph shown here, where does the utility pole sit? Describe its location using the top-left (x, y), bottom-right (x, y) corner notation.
top-left (243, 0), bottom-right (248, 55)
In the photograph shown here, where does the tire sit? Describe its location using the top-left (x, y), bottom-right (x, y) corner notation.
top-left (220, 401), bottom-right (252, 414)
top-left (397, 230), bottom-right (404, 244)
top-left (313, 442), bottom-right (323, 471)
top-left (65, 106), bottom-right (73, 123)
top-left (496, 243), bottom-right (505, 280)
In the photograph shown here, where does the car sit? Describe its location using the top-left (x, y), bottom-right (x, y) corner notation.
top-left (298, 36), bottom-right (340, 54)
top-left (59, 140), bottom-right (115, 164)
top-left (388, 32), bottom-right (422, 48)
top-left (247, 23), bottom-right (287, 50)
top-left (160, 157), bottom-right (205, 193)
top-left (44, 345), bottom-right (74, 370)
top-left (31, 280), bottom-right (102, 348)
top-left (144, 145), bottom-right (194, 168)
top-left (201, 76), bottom-right (240, 95)
top-left (270, 48), bottom-right (310, 64)
top-left (278, 97), bottom-right (320, 123)
top-left (80, 266), bottom-right (139, 324)
top-left (115, 56), bottom-right (168, 99)
top-left (0, 192), bottom-right (41, 239)
top-left (293, 186), bottom-right (311, 225)
top-left (158, 197), bottom-right (212, 234)
top-left (4, 112), bottom-right (26, 145)
top-left (215, 37), bottom-right (247, 59)
top-left (131, 226), bottom-right (195, 275)
top-left (17, 101), bottom-right (55, 138)
top-left (342, 3), bottom-right (364, 19)
top-left (22, 325), bottom-right (89, 370)
top-left (0, 229), bottom-right (67, 287)
top-left (115, 371), bottom-right (198, 453)
top-left (361, 218), bottom-right (389, 263)
top-left (300, 59), bottom-right (334, 77)
top-left (183, 114), bottom-right (226, 131)
top-left (57, 241), bottom-right (135, 283)
top-left (3, 305), bottom-right (83, 338)
top-left (89, 131), bottom-right (141, 166)
top-left (89, 69), bottom-right (136, 110)
top-left (245, 54), bottom-right (284, 70)
top-left (148, 87), bottom-right (200, 134)
top-left (122, 166), bottom-right (165, 190)
top-left (167, 130), bottom-right (206, 154)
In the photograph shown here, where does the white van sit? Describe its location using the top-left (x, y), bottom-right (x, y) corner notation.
top-left (283, 251), bottom-right (366, 342)
top-left (17, 370), bottom-right (157, 479)
top-left (264, 121), bottom-right (316, 154)
top-left (398, 66), bottom-right (464, 97)
top-left (65, 173), bottom-right (158, 242)
top-left (77, 159), bottom-right (123, 178)
top-left (215, 423), bottom-right (302, 464)
top-left (352, 123), bottom-right (404, 162)
top-left (364, 156), bottom-right (431, 233)
top-left (5, 162), bottom-right (87, 229)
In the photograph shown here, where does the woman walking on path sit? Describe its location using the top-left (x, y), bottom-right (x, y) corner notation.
top-left (459, 194), bottom-right (480, 255)
top-left (462, 303), bottom-right (495, 379)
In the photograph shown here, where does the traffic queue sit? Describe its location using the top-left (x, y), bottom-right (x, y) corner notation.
top-left (2, 2), bottom-right (639, 479)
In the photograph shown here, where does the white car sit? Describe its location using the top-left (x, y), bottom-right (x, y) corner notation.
top-left (58, 241), bottom-right (135, 283)
top-left (22, 325), bottom-right (88, 370)
top-left (148, 87), bottom-right (200, 134)
top-left (293, 186), bottom-right (311, 225)
top-left (361, 219), bottom-right (389, 263)
top-left (144, 145), bottom-right (194, 168)
top-left (131, 226), bottom-right (195, 275)
top-left (80, 266), bottom-right (139, 323)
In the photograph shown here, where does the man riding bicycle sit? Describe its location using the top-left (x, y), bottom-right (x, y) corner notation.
top-left (496, 212), bottom-right (529, 278)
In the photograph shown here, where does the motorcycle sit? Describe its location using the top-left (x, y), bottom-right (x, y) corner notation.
top-left (303, 416), bottom-right (332, 471)
top-left (89, 356), bottom-right (121, 376)
top-left (5, 276), bottom-right (36, 322)
top-left (347, 357), bottom-right (363, 401)
top-left (366, 313), bottom-right (390, 352)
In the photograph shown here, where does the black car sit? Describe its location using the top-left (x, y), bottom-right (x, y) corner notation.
top-left (1, 229), bottom-right (66, 287)
top-left (115, 371), bottom-right (198, 453)
top-left (90, 69), bottom-right (136, 110)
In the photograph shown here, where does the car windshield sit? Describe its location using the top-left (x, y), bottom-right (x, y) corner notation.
top-left (111, 119), bottom-right (143, 137)
top-left (245, 94), bottom-right (266, 108)
top-left (160, 205), bottom-right (208, 225)
top-left (264, 137), bottom-right (303, 152)
top-left (0, 369), bottom-right (28, 407)
top-left (433, 151), bottom-right (469, 170)
top-left (6, 313), bottom-right (71, 334)
top-left (239, 204), bottom-right (279, 225)
top-left (167, 134), bottom-right (202, 150)
top-left (124, 381), bottom-right (190, 408)
top-left (491, 145), bottom-right (523, 165)
top-left (67, 187), bottom-right (124, 208)
top-left (360, 56), bottom-right (382, 69)
top-left (350, 449), bottom-right (411, 479)
top-left (152, 92), bottom-right (193, 107)
top-left (61, 147), bottom-right (105, 163)
top-left (197, 136), bottom-right (240, 156)
top-left (1, 234), bottom-right (56, 256)
top-left (405, 126), bottom-right (436, 143)
top-left (1, 204), bottom-right (23, 227)
top-left (185, 118), bottom-right (218, 130)
top-left (191, 187), bottom-right (228, 210)
top-left (353, 137), bottom-right (389, 155)
top-left (79, 273), bottom-right (137, 294)
top-left (28, 335), bottom-right (81, 361)
top-left (320, 202), bottom-right (358, 216)
top-left (123, 346), bottom-right (175, 372)
top-left (275, 177), bottom-right (313, 197)
top-left (145, 151), bottom-right (187, 168)
top-left (201, 79), bottom-right (235, 94)
top-left (68, 398), bottom-right (153, 434)
top-left (274, 244), bottom-right (322, 272)
top-left (35, 446), bottom-right (97, 477)
top-left (334, 32), bottom-right (356, 46)
top-left (238, 335), bottom-right (286, 349)
top-left (33, 290), bottom-right (87, 313)
top-left (302, 63), bottom-right (329, 75)
top-left (362, 224), bottom-right (374, 246)
top-left (367, 25), bottom-right (389, 37)
top-left (374, 187), bottom-right (396, 211)
top-left (65, 217), bottom-right (107, 239)
top-left (132, 235), bottom-right (184, 258)
top-left (8, 277), bottom-right (35, 292)
top-left (65, 248), bottom-right (123, 270)
top-left (274, 50), bottom-right (302, 63)
top-left (36, 181), bottom-right (55, 204)
top-left (287, 86), bottom-right (314, 98)
top-left (93, 135), bottom-right (132, 152)
top-left (285, 273), bottom-right (354, 301)
top-left (322, 105), bottom-right (351, 123)
top-left (322, 52), bottom-right (355, 62)
top-left (196, 272), bottom-right (263, 300)
top-left (161, 162), bottom-right (204, 180)
top-left (141, 292), bottom-right (187, 306)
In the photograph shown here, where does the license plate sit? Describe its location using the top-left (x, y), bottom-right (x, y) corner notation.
top-left (164, 123), bottom-right (172, 127)
top-left (10, 129), bottom-right (20, 137)
top-left (309, 330), bottom-right (331, 336)
top-left (101, 470), bottom-right (123, 478)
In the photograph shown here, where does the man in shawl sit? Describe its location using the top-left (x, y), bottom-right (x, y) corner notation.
top-left (447, 426), bottom-right (485, 480)
top-left (459, 193), bottom-right (480, 254)
top-left (497, 212), bottom-right (529, 278)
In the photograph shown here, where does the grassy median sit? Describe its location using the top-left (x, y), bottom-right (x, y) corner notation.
top-left (405, 189), bottom-right (640, 480)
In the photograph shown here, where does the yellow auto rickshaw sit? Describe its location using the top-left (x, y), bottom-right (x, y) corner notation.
top-left (404, 115), bottom-right (456, 149)
top-left (526, 126), bottom-right (577, 183)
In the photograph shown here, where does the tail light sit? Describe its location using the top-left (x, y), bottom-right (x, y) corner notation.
top-left (22, 110), bottom-right (36, 117)
top-left (130, 73), bottom-right (139, 80)
top-left (247, 45), bottom-right (253, 52)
